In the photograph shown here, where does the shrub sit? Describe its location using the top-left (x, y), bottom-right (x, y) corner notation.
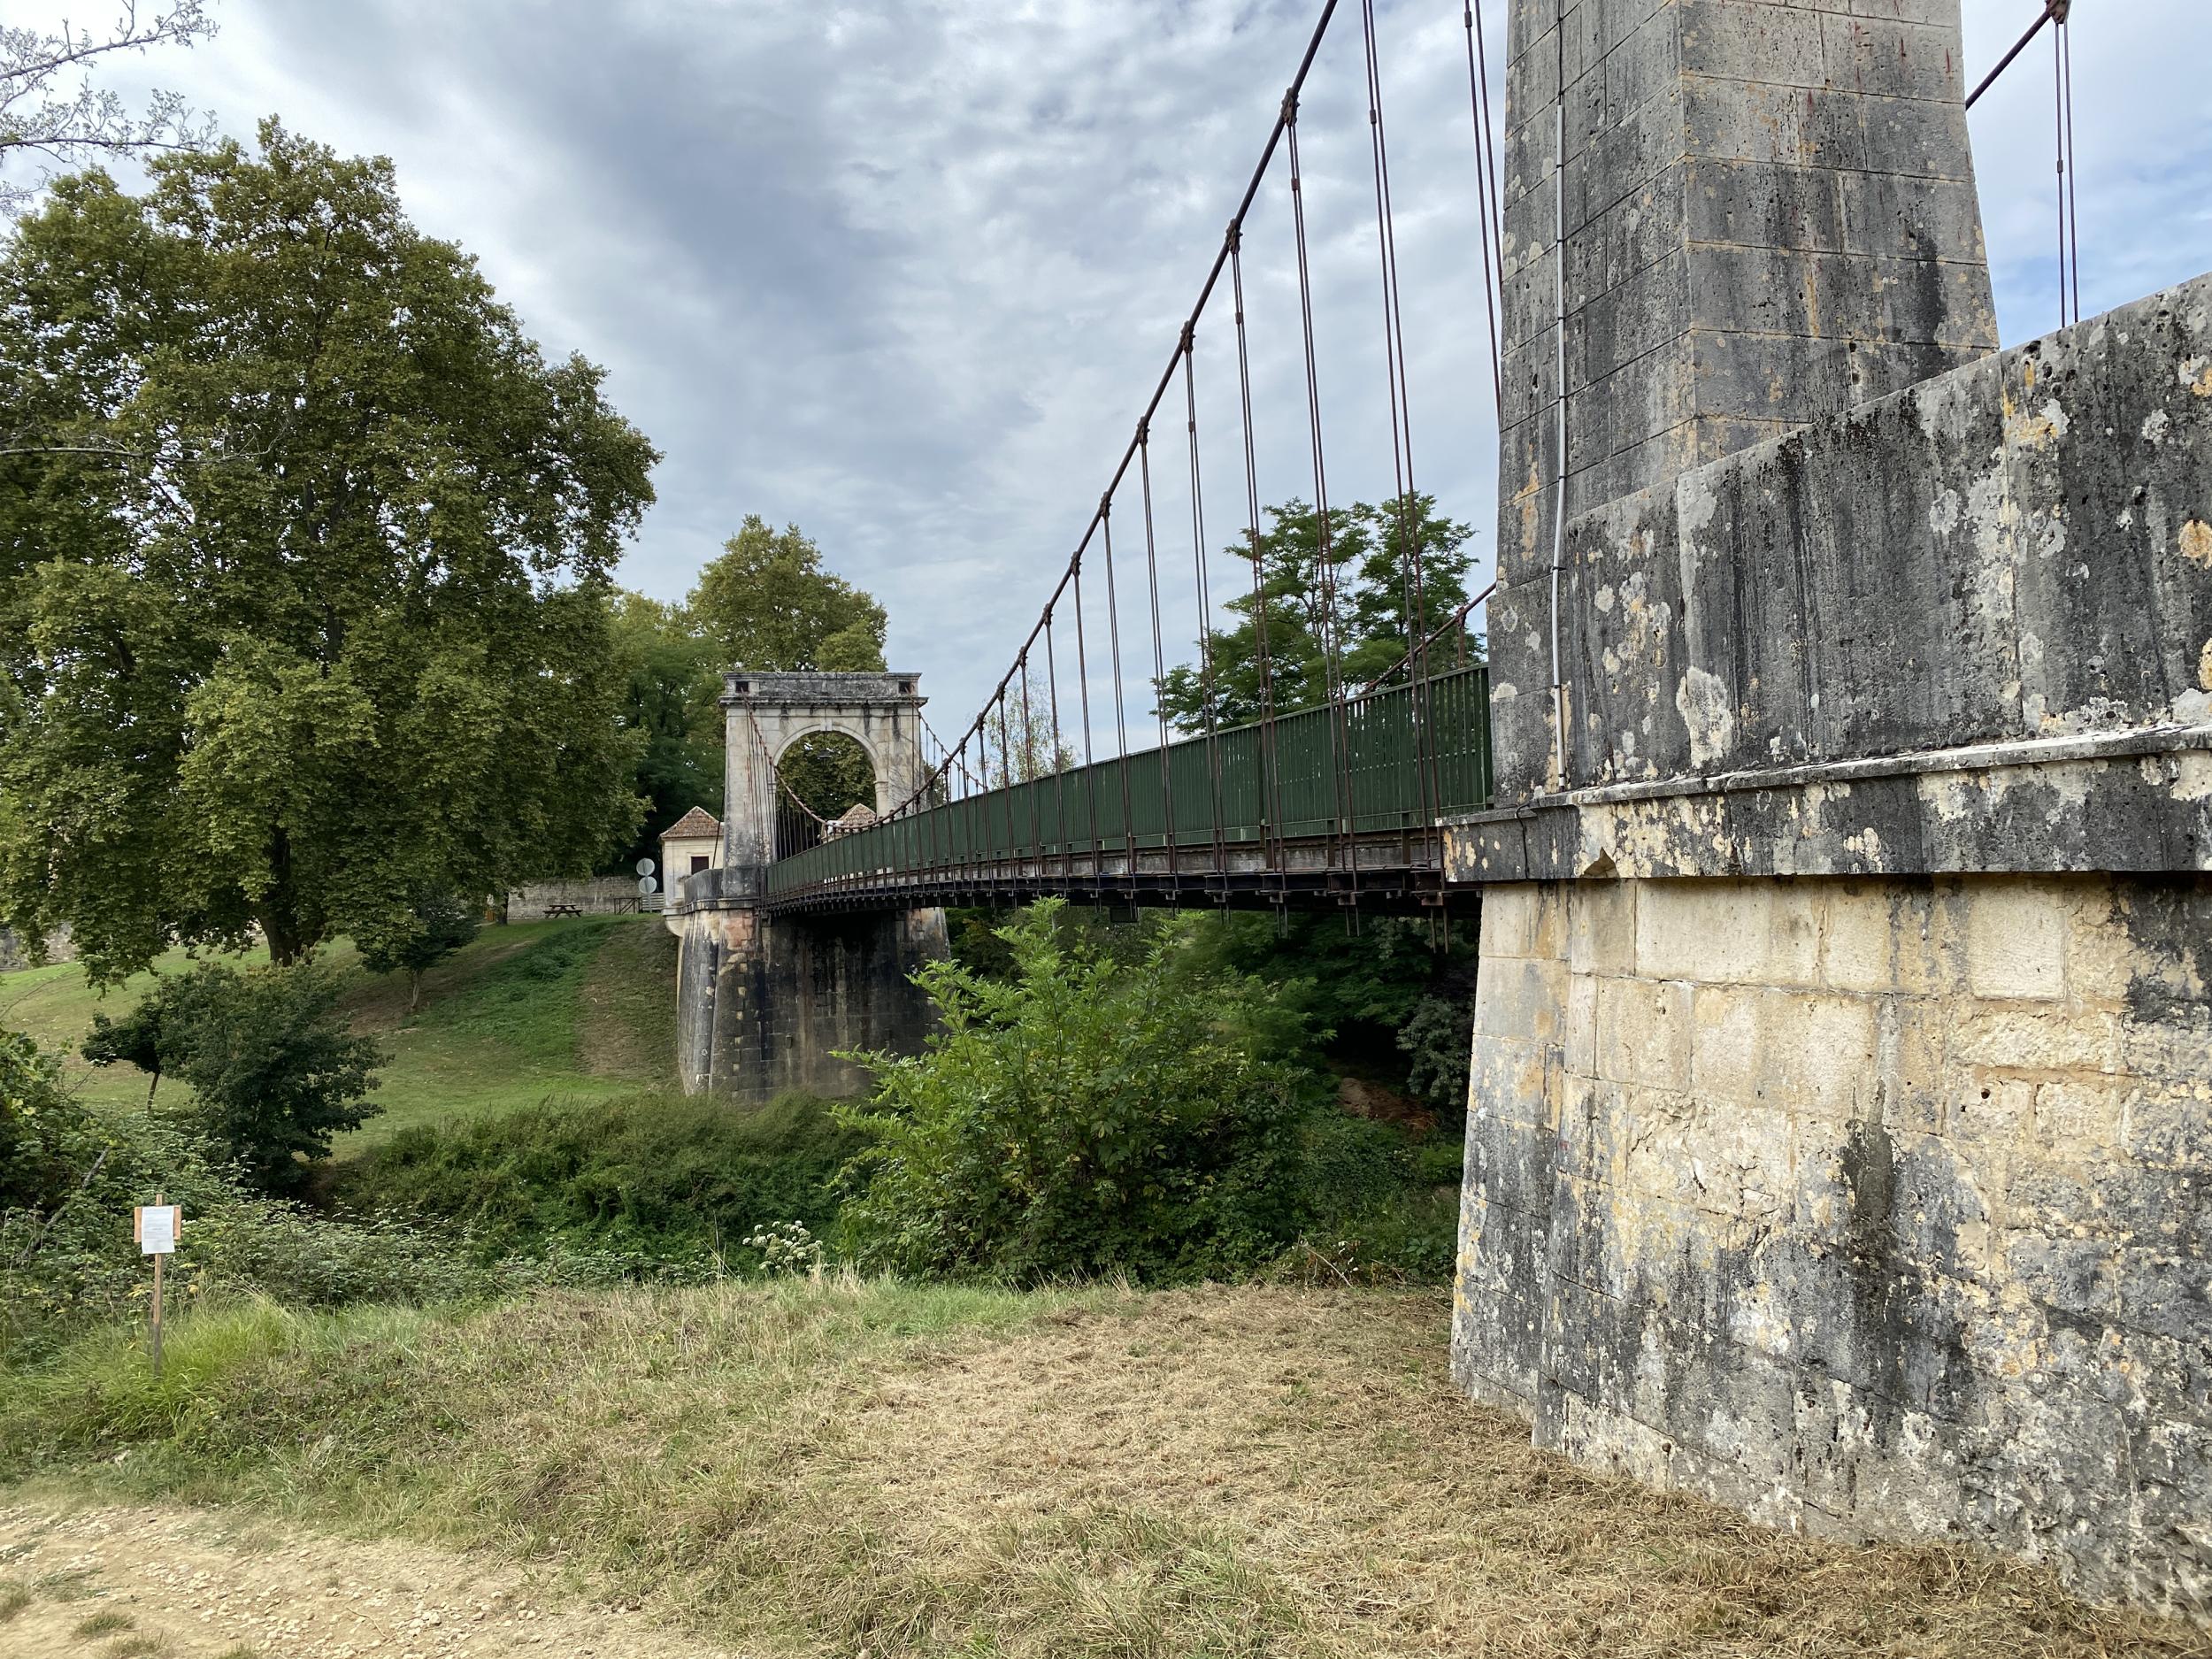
top-left (82, 961), bottom-right (384, 1194)
top-left (4, 1028), bottom-right (494, 1360)
top-left (333, 1090), bottom-right (861, 1266)
top-left (357, 889), bottom-right (480, 1014)
top-left (1291, 1111), bottom-right (1462, 1283)
top-left (835, 900), bottom-right (1318, 1283)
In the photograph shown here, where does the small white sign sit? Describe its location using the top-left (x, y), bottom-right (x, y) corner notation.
top-left (135, 1204), bottom-right (180, 1256)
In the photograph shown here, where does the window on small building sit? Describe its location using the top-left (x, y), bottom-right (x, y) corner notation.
top-left (690, 854), bottom-right (710, 874)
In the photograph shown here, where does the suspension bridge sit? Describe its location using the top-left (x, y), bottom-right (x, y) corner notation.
top-left (757, 0), bottom-right (1511, 920)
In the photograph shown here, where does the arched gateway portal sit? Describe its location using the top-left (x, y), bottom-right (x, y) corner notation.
top-left (664, 670), bottom-right (948, 1101)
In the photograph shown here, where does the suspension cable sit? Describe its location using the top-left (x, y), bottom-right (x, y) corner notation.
top-left (1965, 0), bottom-right (2066, 111)
top-left (1184, 319), bottom-right (1234, 900)
top-left (1228, 222), bottom-right (1286, 902)
top-left (1042, 602), bottom-right (1069, 885)
top-left (863, 0), bottom-right (1344, 832)
top-left (1102, 498), bottom-right (1137, 887)
top-left (1462, 0), bottom-right (1504, 413)
top-left (2056, 4), bottom-right (2080, 326)
top-left (1285, 95), bottom-right (1361, 905)
top-left (1138, 419), bottom-right (1179, 901)
top-left (1359, 0), bottom-right (1441, 856)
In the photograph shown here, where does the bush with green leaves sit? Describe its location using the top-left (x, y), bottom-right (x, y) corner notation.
top-left (82, 960), bottom-right (383, 1194)
top-left (333, 1090), bottom-right (860, 1267)
top-left (3, 1028), bottom-right (481, 1360)
top-left (357, 890), bottom-right (480, 1014)
top-left (836, 901), bottom-right (1320, 1283)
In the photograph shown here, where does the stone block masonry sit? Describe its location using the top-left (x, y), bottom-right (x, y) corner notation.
top-left (1455, 873), bottom-right (2211, 1615)
top-left (672, 878), bottom-right (946, 1102)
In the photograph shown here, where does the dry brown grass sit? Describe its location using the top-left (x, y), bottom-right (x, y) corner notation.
top-left (808, 1287), bottom-right (2197, 1658)
top-left (9, 1281), bottom-right (2202, 1658)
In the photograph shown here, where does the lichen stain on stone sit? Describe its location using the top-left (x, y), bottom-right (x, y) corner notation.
top-left (1675, 667), bottom-right (1736, 767)
top-left (1920, 768), bottom-right (1980, 826)
top-left (2181, 354), bottom-right (2212, 397)
top-left (2172, 751), bottom-right (2212, 803)
top-left (2179, 519), bottom-right (2212, 570)
top-left (2001, 390), bottom-right (2070, 450)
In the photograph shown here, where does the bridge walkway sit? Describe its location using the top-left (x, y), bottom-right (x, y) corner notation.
top-left (763, 664), bottom-right (1491, 916)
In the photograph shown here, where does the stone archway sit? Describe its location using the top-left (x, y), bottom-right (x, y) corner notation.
top-left (772, 727), bottom-right (877, 859)
top-left (717, 670), bottom-right (927, 870)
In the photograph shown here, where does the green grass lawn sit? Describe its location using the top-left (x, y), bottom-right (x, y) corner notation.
top-left (0, 916), bottom-right (680, 1148)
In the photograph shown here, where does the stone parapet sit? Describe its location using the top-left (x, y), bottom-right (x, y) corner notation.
top-left (1450, 724), bottom-right (2212, 883)
top-left (1488, 271), bottom-right (2212, 808)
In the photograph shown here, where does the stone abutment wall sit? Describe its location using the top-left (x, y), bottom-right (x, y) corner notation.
top-left (1456, 873), bottom-right (2210, 1614)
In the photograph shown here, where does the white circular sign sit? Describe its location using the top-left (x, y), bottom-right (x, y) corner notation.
top-left (637, 875), bottom-right (659, 895)
top-left (634, 856), bottom-right (656, 876)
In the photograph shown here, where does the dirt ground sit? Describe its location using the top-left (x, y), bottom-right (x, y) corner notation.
top-left (0, 1501), bottom-right (741, 1659)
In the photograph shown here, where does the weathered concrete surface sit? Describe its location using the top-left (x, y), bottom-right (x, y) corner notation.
top-left (1455, 875), bottom-right (2212, 1616)
top-left (672, 671), bottom-right (946, 1101)
top-left (1499, 0), bottom-right (1999, 541)
top-left (1481, 273), bottom-right (2212, 821)
top-left (1455, 726), bottom-right (2212, 885)
top-left (672, 868), bottom-right (946, 1101)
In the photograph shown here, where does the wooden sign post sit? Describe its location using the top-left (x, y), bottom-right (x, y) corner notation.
top-left (133, 1195), bottom-right (180, 1379)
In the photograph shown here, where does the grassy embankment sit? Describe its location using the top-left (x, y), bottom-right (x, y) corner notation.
top-left (0, 914), bottom-right (676, 1145)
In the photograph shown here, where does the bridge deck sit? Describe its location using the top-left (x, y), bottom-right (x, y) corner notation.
top-left (764, 665), bottom-right (1491, 915)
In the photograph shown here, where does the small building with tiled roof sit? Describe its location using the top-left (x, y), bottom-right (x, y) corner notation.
top-left (659, 807), bottom-right (723, 883)
top-left (825, 802), bottom-right (879, 838)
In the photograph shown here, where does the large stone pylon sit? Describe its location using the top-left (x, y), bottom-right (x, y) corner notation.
top-left (1447, 0), bottom-right (2212, 1617)
top-left (666, 670), bottom-right (948, 1102)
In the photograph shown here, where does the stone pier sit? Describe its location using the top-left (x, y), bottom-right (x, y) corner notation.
top-left (1448, 0), bottom-right (2212, 1617)
top-left (667, 670), bottom-right (947, 1102)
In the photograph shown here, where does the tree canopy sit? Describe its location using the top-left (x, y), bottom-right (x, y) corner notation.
top-left (606, 590), bottom-right (723, 871)
top-left (685, 518), bottom-right (892, 829)
top-left (688, 515), bottom-right (887, 674)
top-left (0, 122), bottom-right (658, 979)
top-left (1156, 494), bottom-right (1478, 733)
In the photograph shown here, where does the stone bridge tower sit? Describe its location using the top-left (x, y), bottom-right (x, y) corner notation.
top-left (1448, 0), bottom-right (2212, 1616)
top-left (666, 669), bottom-right (948, 1102)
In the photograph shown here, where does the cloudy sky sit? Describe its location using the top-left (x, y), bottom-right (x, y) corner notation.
top-left (13, 0), bottom-right (2212, 748)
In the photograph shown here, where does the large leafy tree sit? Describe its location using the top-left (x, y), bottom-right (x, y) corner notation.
top-left (0, 122), bottom-right (658, 980)
top-left (1156, 494), bottom-right (1478, 733)
top-left (689, 515), bottom-right (887, 674)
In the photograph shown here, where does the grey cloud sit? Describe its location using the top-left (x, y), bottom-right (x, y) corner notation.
top-left (6, 0), bottom-right (2208, 743)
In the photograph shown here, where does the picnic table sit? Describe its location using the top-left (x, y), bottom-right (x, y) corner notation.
top-left (544, 902), bottom-right (584, 918)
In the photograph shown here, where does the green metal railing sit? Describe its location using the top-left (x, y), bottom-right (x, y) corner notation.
top-left (765, 664), bottom-right (1491, 901)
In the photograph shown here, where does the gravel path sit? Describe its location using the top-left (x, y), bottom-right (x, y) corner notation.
top-left (0, 1501), bottom-right (741, 1658)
